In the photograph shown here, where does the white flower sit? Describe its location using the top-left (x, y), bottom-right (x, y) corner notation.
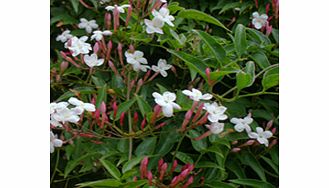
top-left (160, 0), bottom-right (167, 3)
top-left (152, 91), bottom-right (181, 117)
top-left (56, 30), bottom-right (73, 43)
top-left (105, 4), bottom-right (130, 13)
top-left (83, 54), bottom-right (104, 68)
top-left (99, 0), bottom-right (111, 4)
top-left (91, 30), bottom-right (112, 41)
top-left (151, 59), bottom-right (172, 77)
top-left (205, 122), bottom-right (224, 134)
top-left (231, 115), bottom-right (253, 132)
top-left (247, 127), bottom-right (273, 147)
top-left (50, 116), bottom-right (63, 128)
top-left (152, 7), bottom-right (175, 27)
top-left (50, 102), bottom-right (69, 115)
top-left (52, 107), bottom-right (80, 124)
top-left (252, 12), bottom-right (268, 29)
top-left (182, 88), bottom-right (212, 102)
top-left (203, 102), bottom-right (228, 122)
top-left (125, 50), bottom-right (150, 72)
top-left (78, 18), bottom-right (99, 33)
top-left (50, 131), bottom-right (63, 153)
top-left (65, 36), bottom-right (92, 57)
top-left (144, 17), bottom-right (165, 34)
top-left (68, 97), bottom-right (96, 114)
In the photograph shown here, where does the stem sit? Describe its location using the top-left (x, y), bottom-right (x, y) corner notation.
top-left (127, 71), bottom-right (133, 160)
top-left (195, 153), bottom-right (204, 166)
top-left (172, 132), bottom-right (187, 162)
top-left (50, 149), bottom-right (60, 184)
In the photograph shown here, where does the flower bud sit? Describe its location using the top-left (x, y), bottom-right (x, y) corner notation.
top-left (108, 60), bottom-right (119, 75)
top-left (105, 13), bottom-right (112, 30)
top-left (155, 122), bottom-right (166, 130)
top-left (141, 117), bottom-right (147, 130)
top-left (60, 61), bottom-right (69, 74)
top-left (135, 79), bottom-right (143, 94)
top-left (192, 103), bottom-right (204, 123)
top-left (231, 147), bottom-right (241, 153)
top-left (120, 112), bottom-right (125, 126)
top-left (112, 101), bottom-right (118, 119)
top-left (93, 42), bottom-right (100, 54)
top-left (268, 139), bottom-right (278, 149)
top-left (271, 127), bottom-right (277, 134)
top-left (117, 43), bottom-right (124, 67)
top-left (266, 3), bottom-right (270, 14)
top-left (158, 158), bottom-right (164, 173)
top-left (181, 110), bottom-right (193, 131)
top-left (170, 176), bottom-right (179, 187)
top-left (106, 40), bottom-right (113, 60)
top-left (143, 70), bottom-right (152, 81)
top-left (133, 112), bottom-right (139, 124)
top-left (125, 5), bottom-right (133, 26)
top-left (100, 101), bottom-right (106, 113)
top-left (147, 171), bottom-right (153, 185)
top-left (140, 157), bottom-right (149, 179)
top-left (182, 176), bottom-right (194, 188)
top-left (159, 163), bottom-right (168, 181)
top-left (170, 160), bottom-right (178, 173)
top-left (266, 120), bottom-right (274, 130)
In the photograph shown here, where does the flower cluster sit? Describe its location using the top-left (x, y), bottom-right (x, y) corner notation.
top-left (144, 7), bottom-right (175, 34)
top-left (230, 114), bottom-right (273, 147)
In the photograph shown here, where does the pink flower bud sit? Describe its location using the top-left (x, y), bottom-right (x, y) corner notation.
top-left (232, 140), bottom-right (238, 145)
top-left (192, 103), bottom-right (204, 123)
top-left (108, 60), bottom-right (119, 75)
top-left (150, 105), bottom-right (162, 124)
top-left (159, 163), bottom-right (168, 181)
top-left (60, 61), bottom-right (69, 73)
top-left (113, 7), bottom-right (120, 32)
top-left (100, 101), bottom-right (107, 113)
top-left (93, 42), bottom-right (100, 54)
top-left (140, 157), bottom-right (149, 179)
top-left (112, 101), bottom-right (118, 119)
top-left (196, 112), bottom-right (209, 126)
top-left (133, 176), bottom-right (137, 181)
top-left (158, 158), bottom-right (164, 173)
top-left (170, 176), bottom-right (180, 187)
top-left (178, 169), bottom-right (190, 181)
top-left (125, 5), bottom-right (133, 26)
top-left (268, 139), bottom-right (278, 149)
top-left (266, 120), bottom-right (274, 130)
top-left (105, 13), bottom-right (112, 30)
top-left (60, 51), bottom-right (68, 59)
top-left (170, 160), bottom-right (178, 173)
top-left (143, 70), bottom-right (152, 81)
top-left (271, 127), bottom-right (277, 134)
top-left (147, 171), bottom-right (153, 185)
top-left (155, 122), bottom-right (166, 130)
top-left (266, 3), bottom-right (270, 14)
top-left (129, 44), bottom-right (135, 52)
top-left (245, 140), bottom-right (255, 146)
top-left (266, 24), bottom-right (273, 36)
top-left (182, 176), bottom-right (194, 188)
top-left (106, 40), bottom-right (113, 61)
top-left (133, 112), bottom-right (139, 124)
top-left (117, 43), bottom-right (124, 67)
top-left (231, 147), bottom-right (241, 153)
top-left (254, 0), bottom-right (259, 8)
top-left (120, 112), bottom-right (125, 126)
top-left (135, 79), bottom-right (143, 94)
top-left (141, 117), bottom-right (147, 130)
top-left (181, 110), bottom-right (193, 131)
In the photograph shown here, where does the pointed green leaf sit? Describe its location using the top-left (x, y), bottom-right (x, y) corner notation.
top-left (229, 179), bottom-right (275, 188)
top-left (76, 179), bottom-right (122, 187)
top-left (122, 156), bottom-right (144, 174)
top-left (135, 137), bottom-right (157, 157)
top-left (135, 95), bottom-right (152, 117)
top-left (250, 51), bottom-right (271, 69)
top-left (234, 24), bottom-right (247, 57)
top-left (99, 159), bottom-right (121, 180)
top-left (96, 84), bottom-right (107, 108)
top-left (262, 66), bottom-right (279, 90)
top-left (113, 98), bottom-right (136, 120)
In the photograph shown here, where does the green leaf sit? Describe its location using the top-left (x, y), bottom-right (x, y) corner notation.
top-left (95, 84), bottom-right (107, 108)
top-left (239, 152), bottom-right (266, 181)
top-left (272, 28), bottom-right (279, 44)
top-left (195, 161), bottom-right (224, 171)
top-left (117, 139), bottom-right (129, 153)
top-left (156, 129), bottom-right (180, 155)
top-left (70, 0), bottom-right (80, 14)
top-left (261, 156), bottom-right (279, 174)
top-left (122, 156), bottom-right (144, 174)
top-left (246, 28), bottom-right (271, 45)
top-left (99, 159), bottom-right (121, 180)
top-left (219, 2), bottom-right (241, 14)
top-left (113, 98), bottom-right (136, 120)
top-left (173, 151), bottom-right (194, 164)
top-left (135, 95), bottom-right (152, 117)
top-left (121, 169), bottom-right (138, 179)
top-left (76, 179), bottom-right (122, 187)
top-left (205, 181), bottom-right (237, 188)
top-left (229, 179), bottom-right (275, 188)
top-left (56, 87), bottom-right (95, 102)
top-left (234, 24), bottom-right (247, 57)
top-left (178, 9), bottom-right (230, 32)
top-left (135, 137), bottom-right (157, 157)
top-left (64, 152), bottom-right (96, 178)
top-left (262, 66), bottom-right (279, 90)
top-left (92, 76), bottom-right (106, 87)
top-left (194, 30), bottom-right (226, 66)
top-left (189, 130), bottom-right (208, 152)
top-left (250, 52), bottom-right (271, 69)
top-left (168, 49), bottom-right (207, 80)
top-left (236, 71), bottom-right (252, 91)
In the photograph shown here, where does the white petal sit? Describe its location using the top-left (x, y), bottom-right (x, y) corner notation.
top-left (234, 123), bottom-right (245, 132)
top-left (162, 105), bottom-right (173, 117)
top-left (53, 139), bottom-right (63, 147)
top-left (263, 131), bottom-right (273, 138)
top-left (256, 127), bottom-right (264, 134)
top-left (71, 106), bottom-right (84, 115)
top-left (201, 93), bottom-right (213, 100)
top-left (243, 116), bottom-right (253, 124)
top-left (252, 12), bottom-right (260, 18)
top-left (160, 70), bottom-right (168, 77)
top-left (171, 102), bottom-right (181, 110)
top-left (248, 132), bottom-right (259, 139)
top-left (68, 97), bottom-right (83, 106)
top-left (208, 114), bottom-right (219, 123)
top-left (230, 117), bottom-right (241, 124)
top-left (217, 114), bottom-right (228, 121)
top-left (182, 90), bottom-right (193, 97)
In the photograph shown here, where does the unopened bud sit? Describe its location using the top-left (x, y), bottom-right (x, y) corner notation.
top-left (155, 122), bottom-right (166, 129)
top-left (143, 70), bottom-right (152, 81)
top-left (170, 160), bottom-right (178, 173)
top-left (93, 42), bottom-right (100, 53)
top-left (117, 43), bottom-right (124, 67)
top-left (232, 140), bottom-right (238, 145)
top-left (231, 147), bottom-right (241, 153)
top-left (125, 5), bottom-right (133, 26)
top-left (159, 163), bottom-right (168, 181)
top-left (158, 158), bottom-right (164, 173)
top-left (60, 61), bottom-right (69, 73)
top-left (147, 171), bottom-right (153, 185)
top-left (120, 112), bottom-right (125, 126)
top-left (105, 13), bottom-right (112, 30)
top-left (140, 157), bottom-right (149, 179)
top-left (141, 117), bottom-right (147, 130)
top-left (192, 103), bottom-right (204, 123)
top-left (271, 127), bottom-right (277, 134)
top-left (268, 139), bottom-right (278, 149)
top-left (112, 102), bottom-right (118, 119)
top-left (182, 176), bottom-right (194, 188)
top-left (266, 120), bottom-right (274, 130)
top-left (135, 79), bottom-right (143, 94)
top-left (100, 101), bottom-right (106, 113)
top-left (181, 110), bottom-right (193, 131)
top-left (133, 112), bottom-right (139, 124)
top-left (106, 40), bottom-right (113, 60)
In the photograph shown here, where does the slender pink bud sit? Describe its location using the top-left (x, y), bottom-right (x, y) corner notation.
top-left (171, 66), bottom-right (177, 77)
top-left (254, 0), bottom-right (258, 8)
top-left (129, 79), bottom-right (136, 91)
top-left (108, 60), bottom-right (119, 75)
top-left (105, 13), bottom-right (112, 30)
top-left (170, 160), bottom-right (178, 173)
top-left (140, 157), bottom-right (149, 179)
top-left (112, 101), bottom-right (118, 119)
top-left (196, 112), bottom-right (209, 126)
top-left (117, 43), bottom-right (124, 67)
top-left (100, 101), bottom-right (106, 113)
top-left (200, 176), bottom-right (205, 186)
top-left (192, 103), bottom-right (204, 123)
top-left (150, 105), bottom-right (161, 124)
top-left (266, 120), bottom-right (274, 130)
top-left (135, 79), bottom-right (143, 94)
top-left (120, 112), bottom-right (125, 126)
top-left (129, 44), bottom-right (135, 52)
top-left (181, 110), bottom-right (193, 131)
top-left (125, 5), bottom-right (133, 26)
top-left (232, 140), bottom-right (238, 145)
top-left (271, 127), bottom-right (277, 134)
top-left (143, 70), bottom-right (152, 81)
top-left (147, 171), bottom-right (153, 185)
top-left (93, 42), bottom-right (100, 54)
top-left (231, 147), bottom-right (241, 153)
top-left (133, 112), bottom-right (139, 124)
top-left (266, 24), bottom-right (273, 36)
top-left (106, 40), bottom-right (113, 60)
top-left (141, 117), bottom-right (147, 130)
top-left (239, 140), bottom-right (255, 147)
top-left (155, 122), bottom-right (166, 129)
top-left (137, 0), bottom-right (141, 9)
top-left (133, 176), bottom-right (138, 181)
top-left (113, 7), bottom-right (119, 32)
top-left (182, 176), bottom-right (194, 188)
top-left (60, 51), bottom-right (80, 68)
top-left (205, 67), bottom-right (211, 82)
top-left (158, 158), bottom-right (164, 173)
top-left (178, 169), bottom-right (190, 181)
top-left (159, 163), bottom-right (168, 181)
top-left (266, 3), bottom-right (270, 14)
top-left (60, 61), bottom-right (69, 74)
top-left (194, 131), bottom-right (211, 141)
top-left (170, 176), bottom-right (180, 187)
top-left (60, 51), bottom-right (68, 59)
top-left (190, 101), bottom-right (199, 112)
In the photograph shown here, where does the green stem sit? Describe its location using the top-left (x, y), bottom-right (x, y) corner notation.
top-left (172, 132), bottom-right (187, 162)
top-left (195, 153), bottom-right (204, 166)
top-left (50, 149), bottom-right (60, 184)
top-left (127, 71), bottom-right (133, 160)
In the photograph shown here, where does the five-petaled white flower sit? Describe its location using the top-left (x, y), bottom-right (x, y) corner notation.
top-left (50, 102), bottom-right (69, 115)
top-left (151, 59), bottom-right (172, 77)
top-left (182, 88), bottom-right (212, 102)
top-left (91, 30), bottom-right (112, 41)
top-left (52, 107), bottom-right (80, 124)
top-left (152, 7), bottom-right (175, 27)
top-left (203, 102), bottom-right (228, 122)
top-left (50, 131), bottom-right (63, 153)
top-left (78, 18), bottom-right (99, 33)
top-left (65, 36), bottom-right (92, 57)
top-left (230, 114), bottom-right (253, 133)
top-left (105, 4), bottom-right (130, 13)
top-left (68, 97), bottom-right (96, 115)
top-left (125, 50), bottom-right (150, 72)
top-left (83, 54), bottom-right (104, 68)
top-left (205, 122), bottom-right (225, 134)
top-left (252, 12), bottom-right (268, 29)
top-left (56, 30), bottom-right (73, 43)
top-left (144, 17), bottom-right (165, 34)
top-left (152, 91), bottom-right (181, 117)
top-left (247, 127), bottom-right (273, 147)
